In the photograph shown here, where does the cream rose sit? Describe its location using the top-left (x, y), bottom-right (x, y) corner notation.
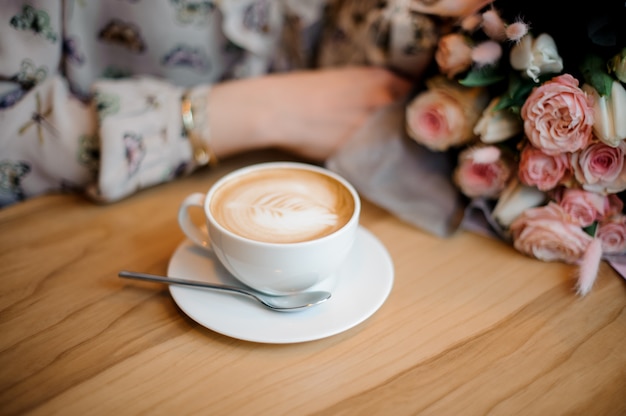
top-left (521, 74), bottom-right (594, 155)
top-left (509, 202), bottom-right (593, 264)
top-left (406, 76), bottom-right (489, 151)
top-left (510, 33), bottom-right (563, 82)
top-left (582, 81), bottom-right (626, 147)
top-left (492, 178), bottom-right (547, 227)
top-left (474, 97), bottom-right (523, 144)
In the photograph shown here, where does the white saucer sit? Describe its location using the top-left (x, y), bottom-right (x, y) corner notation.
top-left (167, 226), bottom-right (394, 344)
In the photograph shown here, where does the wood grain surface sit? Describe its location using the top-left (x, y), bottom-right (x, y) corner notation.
top-left (1, 151), bottom-right (625, 416)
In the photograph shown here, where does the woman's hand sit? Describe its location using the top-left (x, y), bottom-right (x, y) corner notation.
top-left (208, 66), bottom-right (412, 161)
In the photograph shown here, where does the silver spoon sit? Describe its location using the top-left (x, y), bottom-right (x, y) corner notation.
top-left (118, 270), bottom-right (331, 312)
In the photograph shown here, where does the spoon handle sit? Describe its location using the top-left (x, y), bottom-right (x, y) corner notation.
top-left (118, 270), bottom-right (253, 297)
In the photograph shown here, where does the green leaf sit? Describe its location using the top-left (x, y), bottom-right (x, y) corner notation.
top-left (580, 54), bottom-right (613, 96)
top-left (493, 75), bottom-right (537, 111)
top-left (583, 222), bottom-right (598, 238)
top-left (459, 66), bottom-right (505, 87)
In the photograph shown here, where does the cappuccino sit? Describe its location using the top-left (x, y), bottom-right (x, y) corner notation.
top-left (210, 167), bottom-right (355, 244)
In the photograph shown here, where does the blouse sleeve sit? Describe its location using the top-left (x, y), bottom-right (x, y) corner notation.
top-left (0, 2), bottom-right (97, 207)
top-left (0, 0), bottom-right (326, 207)
top-left (87, 77), bottom-right (211, 203)
top-left (1, 71), bottom-right (210, 206)
top-left (0, 2), bottom-right (215, 206)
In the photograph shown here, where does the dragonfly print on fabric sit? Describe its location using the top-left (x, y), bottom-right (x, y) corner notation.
top-left (18, 93), bottom-right (58, 144)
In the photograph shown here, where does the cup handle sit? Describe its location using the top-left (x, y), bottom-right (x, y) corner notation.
top-left (178, 192), bottom-right (212, 250)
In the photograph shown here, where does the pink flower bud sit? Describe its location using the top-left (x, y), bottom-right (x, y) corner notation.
top-left (481, 10), bottom-right (506, 41)
top-left (471, 40), bottom-right (502, 66)
top-left (505, 21), bottom-right (529, 42)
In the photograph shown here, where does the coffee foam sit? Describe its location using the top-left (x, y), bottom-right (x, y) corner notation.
top-left (210, 168), bottom-right (354, 243)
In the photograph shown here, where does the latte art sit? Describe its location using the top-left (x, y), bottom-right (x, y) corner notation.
top-left (210, 168), bottom-right (355, 243)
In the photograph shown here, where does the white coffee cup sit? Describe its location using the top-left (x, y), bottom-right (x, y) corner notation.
top-left (177, 162), bottom-right (361, 295)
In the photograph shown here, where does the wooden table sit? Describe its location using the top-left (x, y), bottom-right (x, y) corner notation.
top-left (2, 151), bottom-right (625, 416)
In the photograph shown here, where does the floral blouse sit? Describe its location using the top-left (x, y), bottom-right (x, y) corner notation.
top-left (0, 0), bottom-right (440, 207)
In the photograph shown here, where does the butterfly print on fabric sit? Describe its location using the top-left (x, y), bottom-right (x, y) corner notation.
top-left (162, 46), bottom-right (211, 72)
top-left (98, 19), bottom-right (146, 53)
top-left (10, 5), bottom-right (58, 42)
top-left (78, 134), bottom-right (100, 174)
top-left (0, 161), bottom-right (31, 205)
top-left (14, 59), bottom-right (48, 90)
top-left (93, 92), bottom-right (121, 120)
top-left (63, 36), bottom-right (86, 65)
top-left (242, 0), bottom-right (271, 34)
top-left (101, 67), bottom-right (133, 80)
top-left (0, 89), bottom-right (25, 109)
top-left (123, 132), bottom-right (145, 177)
top-left (170, 0), bottom-right (216, 24)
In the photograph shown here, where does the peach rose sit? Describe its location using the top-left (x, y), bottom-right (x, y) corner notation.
top-left (435, 33), bottom-right (473, 79)
top-left (570, 141), bottom-right (626, 194)
top-left (406, 76), bottom-right (489, 151)
top-left (556, 188), bottom-right (609, 227)
top-left (521, 74), bottom-right (594, 155)
top-left (453, 145), bottom-right (513, 198)
top-left (597, 214), bottom-right (626, 254)
top-left (510, 202), bottom-right (593, 264)
top-left (517, 144), bottom-right (569, 191)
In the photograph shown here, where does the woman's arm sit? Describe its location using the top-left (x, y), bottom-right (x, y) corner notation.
top-left (208, 66), bottom-right (412, 161)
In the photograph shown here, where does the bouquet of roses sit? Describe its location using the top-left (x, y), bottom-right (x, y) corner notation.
top-left (405, 3), bottom-right (626, 295)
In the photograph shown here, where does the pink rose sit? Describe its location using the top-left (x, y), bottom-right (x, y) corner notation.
top-left (521, 74), bottom-right (594, 155)
top-left (607, 194), bottom-right (624, 216)
top-left (406, 76), bottom-right (489, 151)
top-left (510, 202), bottom-right (593, 263)
top-left (518, 144), bottom-right (569, 191)
top-left (570, 140), bottom-right (626, 193)
top-left (597, 214), bottom-right (626, 254)
top-left (435, 33), bottom-right (473, 79)
top-left (556, 188), bottom-right (609, 227)
top-left (453, 145), bottom-right (513, 198)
